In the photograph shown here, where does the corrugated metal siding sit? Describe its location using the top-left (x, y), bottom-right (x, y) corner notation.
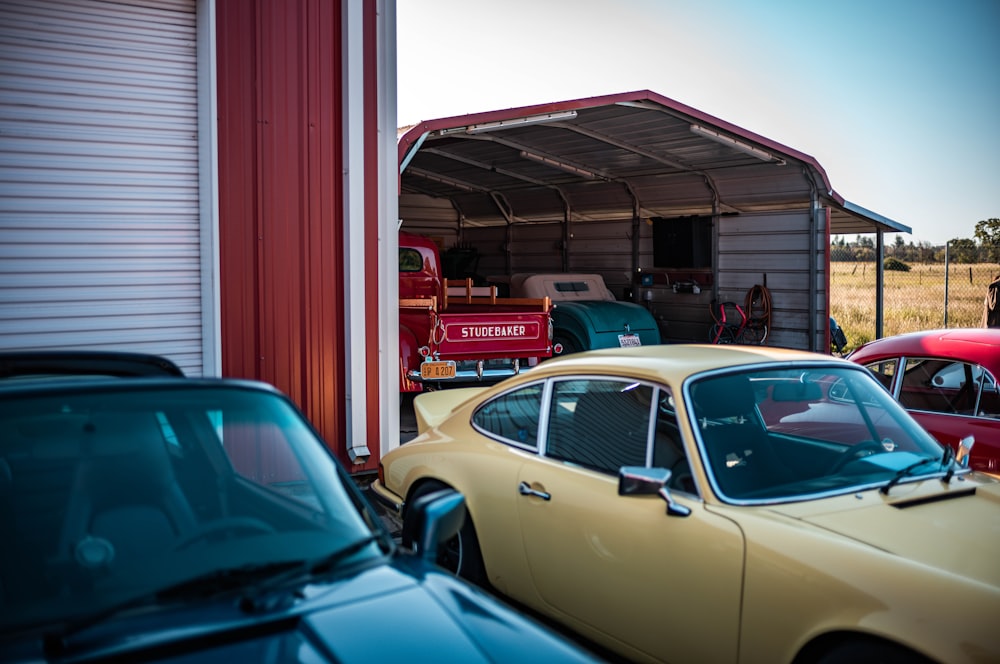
top-left (398, 193), bottom-right (459, 239)
top-left (0, 0), bottom-right (202, 373)
top-left (461, 225), bottom-right (506, 276)
top-left (216, 0), bottom-right (352, 466)
top-left (717, 210), bottom-right (825, 350)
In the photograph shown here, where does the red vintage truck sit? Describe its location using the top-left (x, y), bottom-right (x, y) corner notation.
top-left (399, 231), bottom-right (554, 393)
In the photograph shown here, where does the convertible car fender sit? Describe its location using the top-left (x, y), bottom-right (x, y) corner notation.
top-left (552, 300), bottom-right (659, 352)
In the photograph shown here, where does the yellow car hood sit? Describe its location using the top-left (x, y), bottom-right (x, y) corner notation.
top-left (767, 479), bottom-right (1000, 588)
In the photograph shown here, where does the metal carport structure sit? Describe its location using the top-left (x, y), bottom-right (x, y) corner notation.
top-left (397, 90), bottom-right (910, 352)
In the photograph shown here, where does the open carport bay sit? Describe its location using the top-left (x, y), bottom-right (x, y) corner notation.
top-left (398, 90), bottom-right (909, 352)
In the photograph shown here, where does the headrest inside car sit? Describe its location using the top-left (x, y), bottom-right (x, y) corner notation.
top-left (692, 375), bottom-right (756, 419)
top-left (771, 382), bottom-right (822, 402)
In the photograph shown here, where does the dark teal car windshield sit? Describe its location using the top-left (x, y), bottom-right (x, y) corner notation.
top-left (0, 383), bottom-right (381, 635)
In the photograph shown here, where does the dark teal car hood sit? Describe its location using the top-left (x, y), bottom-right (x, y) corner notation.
top-left (1, 558), bottom-right (593, 664)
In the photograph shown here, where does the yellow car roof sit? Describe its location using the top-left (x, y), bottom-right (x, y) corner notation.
top-left (526, 344), bottom-right (850, 385)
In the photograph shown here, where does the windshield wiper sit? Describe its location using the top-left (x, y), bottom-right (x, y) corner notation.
top-left (157, 560), bottom-right (308, 601)
top-left (163, 535), bottom-right (386, 611)
top-left (237, 534), bottom-right (385, 612)
top-left (880, 457), bottom-right (940, 495)
top-left (304, 534), bottom-right (383, 576)
top-left (43, 536), bottom-right (384, 650)
top-left (42, 559), bottom-right (306, 652)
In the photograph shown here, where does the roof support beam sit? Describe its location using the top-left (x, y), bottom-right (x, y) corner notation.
top-left (491, 192), bottom-right (515, 275)
top-left (407, 167), bottom-right (490, 193)
top-left (626, 181), bottom-right (641, 303)
top-left (423, 147), bottom-right (562, 188)
top-left (549, 122), bottom-right (693, 172)
top-left (443, 133), bottom-right (611, 181)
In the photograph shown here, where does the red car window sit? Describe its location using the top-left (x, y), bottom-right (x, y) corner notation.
top-left (898, 358), bottom-right (987, 416)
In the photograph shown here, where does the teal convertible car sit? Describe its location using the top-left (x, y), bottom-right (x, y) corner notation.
top-left (510, 273), bottom-right (660, 355)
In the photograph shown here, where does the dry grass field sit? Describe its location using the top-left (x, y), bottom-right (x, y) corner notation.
top-left (829, 261), bottom-right (997, 352)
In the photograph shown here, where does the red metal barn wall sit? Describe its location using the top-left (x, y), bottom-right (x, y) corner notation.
top-left (215, 0), bottom-right (382, 471)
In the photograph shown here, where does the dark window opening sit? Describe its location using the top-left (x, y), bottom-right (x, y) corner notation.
top-left (399, 248), bottom-right (423, 272)
top-left (652, 216), bottom-right (712, 269)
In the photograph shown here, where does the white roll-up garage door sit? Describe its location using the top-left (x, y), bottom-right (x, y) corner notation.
top-left (0, 0), bottom-right (203, 374)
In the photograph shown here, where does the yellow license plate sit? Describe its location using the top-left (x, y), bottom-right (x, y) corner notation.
top-left (420, 360), bottom-right (457, 380)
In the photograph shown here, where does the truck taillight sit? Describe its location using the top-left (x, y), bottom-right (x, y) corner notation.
top-left (418, 346), bottom-right (430, 357)
top-left (553, 343), bottom-right (564, 354)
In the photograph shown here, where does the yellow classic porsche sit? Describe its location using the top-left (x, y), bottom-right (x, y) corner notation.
top-left (371, 345), bottom-right (1000, 664)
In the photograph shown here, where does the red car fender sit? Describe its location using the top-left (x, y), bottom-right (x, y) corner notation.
top-left (399, 324), bottom-right (422, 393)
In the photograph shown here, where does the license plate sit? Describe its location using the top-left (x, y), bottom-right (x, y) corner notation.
top-left (618, 334), bottom-right (641, 348)
top-left (420, 360), bottom-right (457, 380)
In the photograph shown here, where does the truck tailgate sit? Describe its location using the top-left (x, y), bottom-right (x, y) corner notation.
top-left (436, 310), bottom-right (551, 360)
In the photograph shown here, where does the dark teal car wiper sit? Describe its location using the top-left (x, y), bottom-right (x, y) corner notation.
top-left (880, 456), bottom-right (941, 495)
top-left (146, 535), bottom-right (385, 613)
top-left (157, 560), bottom-right (308, 601)
top-left (44, 536), bottom-right (384, 651)
top-left (43, 559), bottom-right (306, 653)
top-left (238, 534), bottom-right (385, 612)
top-left (307, 534), bottom-right (384, 575)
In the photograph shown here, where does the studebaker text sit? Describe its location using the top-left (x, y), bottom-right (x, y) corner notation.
top-left (460, 325), bottom-right (528, 339)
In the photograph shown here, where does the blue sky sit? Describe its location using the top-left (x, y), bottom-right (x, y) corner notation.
top-left (397, 0), bottom-right (999, 246)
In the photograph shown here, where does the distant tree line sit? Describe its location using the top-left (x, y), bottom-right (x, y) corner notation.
top-left (831, 218), bottom-right (1000, 265)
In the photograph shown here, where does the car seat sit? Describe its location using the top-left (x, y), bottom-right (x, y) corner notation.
top-left (59, 411), bottom-right (197, 571)
top-left (553, 388), bottom-right (649, 473)
top-left (692, 375), bottom-right (793, 498)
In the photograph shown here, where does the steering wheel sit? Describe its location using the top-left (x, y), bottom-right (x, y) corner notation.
top-left (829, 440), bottom-right (885, 473)
top-left (173, 517), bottom-right (276, 551)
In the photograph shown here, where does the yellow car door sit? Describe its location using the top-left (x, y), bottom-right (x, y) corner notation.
top-left (514, 378), bottom-right (745, 663)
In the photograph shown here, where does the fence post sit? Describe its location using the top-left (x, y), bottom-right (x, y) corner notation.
top-left (876, 232), bottom-right (884, 339)
top-left (944, 241), bottom-right (950, 328)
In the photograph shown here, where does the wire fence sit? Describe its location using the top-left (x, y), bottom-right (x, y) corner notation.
top-left (830, 257), bottom-right (998, 353)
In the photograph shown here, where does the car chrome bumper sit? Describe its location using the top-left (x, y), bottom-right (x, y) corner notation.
top-left (369, 479), bottom-right (405, 516)
top-left (406, 360), bottom-right (529, 383)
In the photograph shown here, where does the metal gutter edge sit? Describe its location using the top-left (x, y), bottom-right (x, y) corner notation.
top-left (837, 199), bottom-right (912, 234)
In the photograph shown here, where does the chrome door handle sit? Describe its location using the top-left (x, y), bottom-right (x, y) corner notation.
top-left (518, 481), bottom-right (551, 501)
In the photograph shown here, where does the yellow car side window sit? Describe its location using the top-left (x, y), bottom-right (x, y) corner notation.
top-left (471, 383), bottom-right (543, 449)
top-left (546, 379), bottom-right (652, 474)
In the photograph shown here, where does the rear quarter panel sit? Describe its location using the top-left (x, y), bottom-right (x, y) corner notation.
top-left (383, 413), bottom-right (539, 598)
top-left (413, 388), bottom-right (485, 432)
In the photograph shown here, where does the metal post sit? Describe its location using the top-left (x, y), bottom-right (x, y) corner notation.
top-left (875, 231), bottom-right (884, 340)
top-left (809, 199), bottom-right (819, 352)
top-left (944, 241), bottom-right (950, 328)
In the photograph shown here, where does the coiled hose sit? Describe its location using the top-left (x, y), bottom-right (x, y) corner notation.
top-left (744, 284), bottom-right (771, 344)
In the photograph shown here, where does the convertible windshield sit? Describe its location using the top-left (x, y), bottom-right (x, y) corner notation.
top-left (0, 382), bottom-right (383, 636)
top-left (687, 365), bottom-right (946, 502)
